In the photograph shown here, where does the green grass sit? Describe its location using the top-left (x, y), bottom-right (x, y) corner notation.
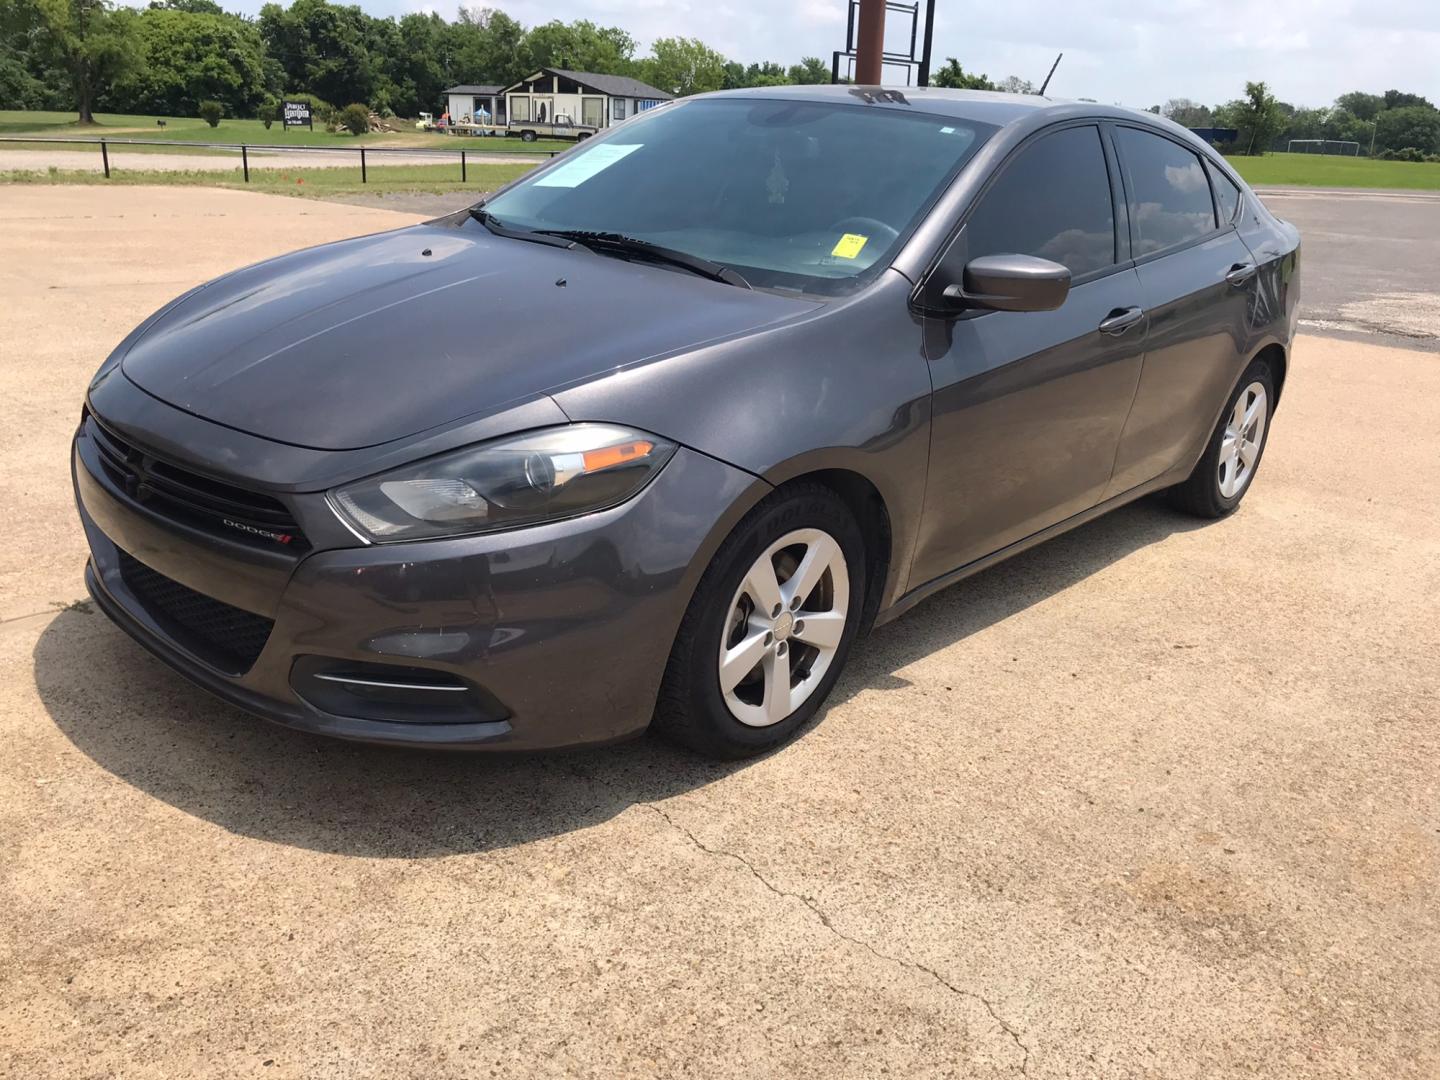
top-left (0, 161), bottom-right (536, 197)
top-left (1229, 152), bottom-right (1440, 190)
top-left (0, 109), bottom-right (574, 153)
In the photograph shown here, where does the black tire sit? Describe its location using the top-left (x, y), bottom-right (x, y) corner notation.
top-left (654, 483), bottom-right (867, 759)
top-left (1168, 356), bottom-right (1275, 518)
top-left (520, 130), bottom-right (537, 143)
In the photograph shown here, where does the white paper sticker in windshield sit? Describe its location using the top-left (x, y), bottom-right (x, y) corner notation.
top-left (533, 144), bottom-right (643, 188)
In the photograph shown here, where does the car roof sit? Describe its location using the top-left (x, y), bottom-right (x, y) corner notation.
top-left (701, 84), bottom-right (1167, 132)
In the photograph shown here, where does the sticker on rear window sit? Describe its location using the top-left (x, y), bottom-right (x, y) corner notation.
top-left (533, 144), bottom-right (643, 188)
top-left (831, 233), bottom-right (869, 259)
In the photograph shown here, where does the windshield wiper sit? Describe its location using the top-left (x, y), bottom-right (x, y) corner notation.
top-left (533, 230), bottom-right (752, 289)
top-left (467, 207), bottom-right (577, 249)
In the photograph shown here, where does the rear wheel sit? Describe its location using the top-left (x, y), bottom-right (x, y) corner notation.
top-left (1168, 357), bottom-right (1274, 518)
top-left (654, 485), bottom-right (865, 759)
top-left (520, 129), bottom-right (537, 143)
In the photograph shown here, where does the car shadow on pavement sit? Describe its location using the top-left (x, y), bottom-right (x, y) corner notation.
top-left (34, 496), bottom-right (1206, 858)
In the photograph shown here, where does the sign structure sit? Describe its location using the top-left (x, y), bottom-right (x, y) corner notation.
top-left (831, 0), bottom-right (935, 86)
top-left (282, 100), bottom-right (313, 131)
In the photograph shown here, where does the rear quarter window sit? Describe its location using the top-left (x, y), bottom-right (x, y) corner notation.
top-left (1207, 160), bottom-right (1242, 224)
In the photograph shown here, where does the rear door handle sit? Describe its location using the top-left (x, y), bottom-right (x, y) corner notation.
top-left (1098, 306), bottom-right (1145, 336)
top-left (1226, 262), bottom-right (1257, 286)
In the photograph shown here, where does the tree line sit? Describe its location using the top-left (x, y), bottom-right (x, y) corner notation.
top-left (0, 0), bottom-right (834, 123)
top-left (1160, 82), bottom-right (1440, 158)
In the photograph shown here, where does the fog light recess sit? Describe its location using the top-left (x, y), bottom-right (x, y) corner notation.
top-left (290, 656), bottom-right (508, 725)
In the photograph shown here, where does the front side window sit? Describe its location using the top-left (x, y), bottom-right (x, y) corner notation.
top-left (613, 98), bottom-right (627, 121)
top-left (482, 98), bottom-right (995, 295)
top-left (961, 125), bottom-right (1116, 279)
top-left (1116, 127), bottom-right (1218, 255)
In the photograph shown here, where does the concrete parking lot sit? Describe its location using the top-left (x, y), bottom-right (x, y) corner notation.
top-left (2, 186), bottom-right (1438, 1078)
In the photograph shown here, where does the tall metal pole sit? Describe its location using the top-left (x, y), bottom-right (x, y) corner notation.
top-left (917, 0), bottom-right (936, 86)
top-left (854, 0), bottom-right (886, 85)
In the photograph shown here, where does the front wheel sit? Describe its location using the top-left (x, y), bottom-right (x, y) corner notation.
top-left (1168, 356), bottom-right (1275, 518)
top-left (654, 484), bottom-right (866, 759)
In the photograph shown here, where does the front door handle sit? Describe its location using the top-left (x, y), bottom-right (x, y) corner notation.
top-left (1226, 262), bottom-right (1257, 286)
top-left (1098, 306), bottom-right (1145, 336)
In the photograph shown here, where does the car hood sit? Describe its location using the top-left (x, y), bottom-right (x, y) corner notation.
top-left (119, 222), bottom-right (818, 450)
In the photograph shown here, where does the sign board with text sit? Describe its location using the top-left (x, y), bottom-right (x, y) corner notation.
top-left (282, 100), bottom-right (313, 130)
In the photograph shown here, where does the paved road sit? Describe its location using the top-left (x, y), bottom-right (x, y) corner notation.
top-left (2, 187), bottom-right (1438, 1078)
top-left (1257, 187), bottom-right (1440, 349)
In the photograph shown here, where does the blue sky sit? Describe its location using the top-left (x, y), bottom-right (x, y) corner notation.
top-left (199, 0), bottom-right (1440, 109)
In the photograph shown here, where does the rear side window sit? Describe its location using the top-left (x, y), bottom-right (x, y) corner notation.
top-left (1115, 127), bottom-right (1218, 255)
top-left (1208, 160), bottom-right (1242, 223)
top-left (963, 125), bottom-right (1116, 278)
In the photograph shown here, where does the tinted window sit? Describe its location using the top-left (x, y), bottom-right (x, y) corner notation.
top-left (1208, 160), bottom-right (1241, 223)
top-left (484, 99), bottom-right (995, 296)
top-left (1116, 127), bottom-right (1217, 255)
top-left (963, 125), bottom-right (1115, 278)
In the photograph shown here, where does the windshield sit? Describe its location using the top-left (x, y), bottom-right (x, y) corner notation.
top-left (481, 98), bottom-right (995, 295)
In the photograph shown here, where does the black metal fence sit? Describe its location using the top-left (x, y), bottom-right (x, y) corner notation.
top-left (0, 135), bottom-right (560, 183)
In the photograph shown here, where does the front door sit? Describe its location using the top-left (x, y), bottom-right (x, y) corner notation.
top-left (911, 123), bottom-right (1147, 585)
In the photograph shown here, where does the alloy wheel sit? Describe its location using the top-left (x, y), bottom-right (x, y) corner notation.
top-left (718, 528), bottom-right (850, 728)
top-left (1218, 381), bottom-right (1268, 499)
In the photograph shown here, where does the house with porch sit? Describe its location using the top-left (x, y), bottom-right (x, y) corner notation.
top-left (501, 68), bottom-right (673, 132)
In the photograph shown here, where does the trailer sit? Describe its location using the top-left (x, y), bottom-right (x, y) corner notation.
top-left (442, 122), bottom-right (509, 138)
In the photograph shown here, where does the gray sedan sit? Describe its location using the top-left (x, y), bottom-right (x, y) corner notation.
top-left (72, 86), bottom-right (1300, 758)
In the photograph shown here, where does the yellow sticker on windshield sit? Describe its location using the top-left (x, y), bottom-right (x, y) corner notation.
top-left (831, 233), bottom-right (868, 259)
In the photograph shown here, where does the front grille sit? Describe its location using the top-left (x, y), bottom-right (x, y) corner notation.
top-left (118, 550), bottom-right (274, 674)
top-left (87, 415), bottom-right (307, 551)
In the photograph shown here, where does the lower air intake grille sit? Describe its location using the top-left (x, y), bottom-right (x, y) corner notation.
top-left (118, 550), bottom-right (274, 674)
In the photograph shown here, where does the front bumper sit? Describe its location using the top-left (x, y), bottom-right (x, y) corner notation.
top-left (74, 426), bottom-right (765, 750)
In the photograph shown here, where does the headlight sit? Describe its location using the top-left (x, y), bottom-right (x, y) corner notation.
top-left (329, 424), bottom-right (676, 542)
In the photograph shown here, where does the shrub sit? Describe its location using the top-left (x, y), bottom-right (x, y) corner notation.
top-left (340, 103), bottom-right (371, 136)
top-left (198, 100), bottom-right (223, 128)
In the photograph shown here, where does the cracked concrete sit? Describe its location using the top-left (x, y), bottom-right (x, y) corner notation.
top-left (3, 186), bottom-right (1439, 1078)
top-left (647, 802), bottom-right (1032, 1074)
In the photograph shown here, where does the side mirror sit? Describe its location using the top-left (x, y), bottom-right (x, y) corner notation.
top-left (941, 253), bottom-right (1071, 313)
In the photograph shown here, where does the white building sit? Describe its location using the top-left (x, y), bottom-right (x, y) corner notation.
top-left (442, 84), bottom-right (506, 126)
top-left (501, 68), bottom-right (672, 132)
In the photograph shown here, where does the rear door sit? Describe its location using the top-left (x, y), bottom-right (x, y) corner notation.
top-left (910, 122), bottom-right (1147, 586)
top-left (1105, 124), bottom-right (1260, 495)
